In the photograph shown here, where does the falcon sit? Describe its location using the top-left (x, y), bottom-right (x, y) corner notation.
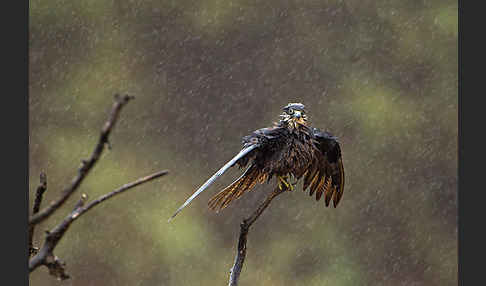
top-left (169, 103), bottom-right (345, 220)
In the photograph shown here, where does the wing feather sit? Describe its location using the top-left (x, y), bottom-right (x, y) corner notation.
top-left (209, 165), bottom-right (262, 211)
top-left (308, 171), bottom-right (321, 197)
top-left (324, 178), bottom-right (333, 206)
top-left (302, 128), bottom-right (345, 208)
top-left (169, 144), bottom-right (259, 221)
top-left (314, 176), bottom-right (326, 201)
top-left (170, 126), bottom-right (287, 220)
top-left (303, 164), bottom-right (319, 192)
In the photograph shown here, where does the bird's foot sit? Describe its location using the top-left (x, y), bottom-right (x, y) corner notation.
top-left (278, 176), bottom-right (294, 191)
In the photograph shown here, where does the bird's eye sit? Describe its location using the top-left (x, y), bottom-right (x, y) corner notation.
top-left (288, 108), bottom-right (294, 114)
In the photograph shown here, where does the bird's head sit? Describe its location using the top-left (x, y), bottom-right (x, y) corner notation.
top-left (280, 103), bottom-right (308, 127)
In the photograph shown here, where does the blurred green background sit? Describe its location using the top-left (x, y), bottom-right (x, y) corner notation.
top-left (29, 0), bottom-right (457, 285)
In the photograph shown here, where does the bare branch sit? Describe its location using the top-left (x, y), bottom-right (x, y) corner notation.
top-left (32, 172), bottom-right (48, 213)
top-left (28, 195), bottom-right (87, 278)
top-left (29, 94), bottom-right (134, 226)
top-left (45, 255), bottom-right (70, 280)
top-left (29, 172), bottom-right (47, 257)
top-left (228, 186), bottom-right (287, 286)
top-left (79, 170), bottom-right (169, 217)
top-left (28, 170), bottom-right (168, 277)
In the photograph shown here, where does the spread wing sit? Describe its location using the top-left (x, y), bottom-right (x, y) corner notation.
top-left (302, 128), bottom-right (345, 207)
top-left (208, 126), bottom-right (283, 212)
top-left (168, 143), bottom-right (258, 221)
top-left (169, 126), bottom-right (282, 220)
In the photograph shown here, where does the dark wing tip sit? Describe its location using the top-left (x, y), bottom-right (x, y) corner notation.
top-left (325, 195), bottom-right (331, 207)
top-left (332, 191), bottom-right (340, 208)
top-left (332, 189), bottom-right (344, 208)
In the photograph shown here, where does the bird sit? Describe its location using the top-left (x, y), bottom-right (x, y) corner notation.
top-left (169, 102), bottom-right (345, 221)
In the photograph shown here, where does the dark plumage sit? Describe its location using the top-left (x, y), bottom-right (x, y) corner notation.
top-left (169, 103), bottom-right (345, 220)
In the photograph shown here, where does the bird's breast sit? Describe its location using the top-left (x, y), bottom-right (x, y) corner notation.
top-left (262, 131), bottom-right (316, 178)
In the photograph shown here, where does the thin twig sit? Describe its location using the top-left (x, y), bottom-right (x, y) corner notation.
top-left (78, 170), bottom-right (169, 217)
top-left (29, 172), bottom-right (47, 257)
top-left (228, 186), bottom-right (287, 286)
top-left (29, 95), bottom-right (134, 226)
top-left (28, 170), bottom-right (168, 277)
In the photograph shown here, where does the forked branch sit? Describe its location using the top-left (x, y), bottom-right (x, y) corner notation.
top-left (28, 95), bottom-right (169, 280)
top-left (28, 170), bottom-right (168, 278)
top-left (29, 94), bottom-right (134, 226)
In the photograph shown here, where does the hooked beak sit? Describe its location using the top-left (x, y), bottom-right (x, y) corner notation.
top-left (293, 110), bottom-right (302, 119)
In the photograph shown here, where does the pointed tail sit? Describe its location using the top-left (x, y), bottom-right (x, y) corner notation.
top-left (168, 144), bottom-right (258, 222)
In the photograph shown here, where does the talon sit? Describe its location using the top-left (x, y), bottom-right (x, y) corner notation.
top-left (288, 183), bottom-right (295, 191)
top-left (278, 176), bottom-right (294, 191)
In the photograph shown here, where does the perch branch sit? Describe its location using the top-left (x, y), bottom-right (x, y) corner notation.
top-left (29, 172), bottom-right (47, 256)
top-left (228, 186), bottom-right (287, 286)
top-left (29, 94), bottom-right (134, 226)
top-left (28, 170), bottom-right (169, 278)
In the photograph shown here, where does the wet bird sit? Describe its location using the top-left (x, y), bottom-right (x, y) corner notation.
top-left (169, 103), bottom-right (345, 221)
